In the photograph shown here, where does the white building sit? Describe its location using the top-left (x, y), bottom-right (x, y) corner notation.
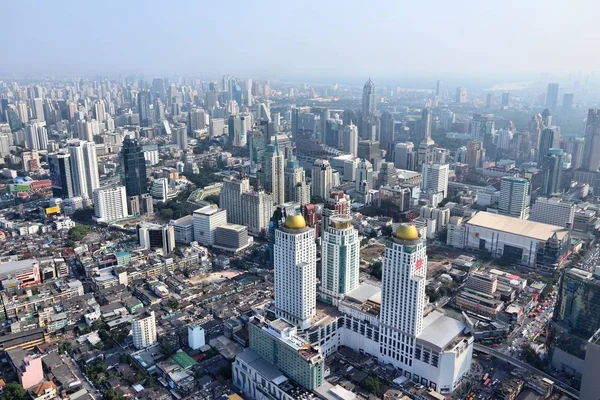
top-left (132, 311), bottom-right (157, 349)
top-left (261, 142), bottom-right (285, 205)
top-left (530, 197), bottom-right (575, 228)
top-left (284, 159), bottom-right (310, 205)
top-left (320, 216), bottom-right (360, 305)
top-left (137, 222), bottom-right (175, 254)
top-left (188, 325), bottom-right (206, 350)
top-left (274, 215), bottom-right (317, 330)
top-left (498, 176), bottom-right (530, 219)
top-left (220, 176), bottom-right (251, 225)
top-left (93, 186), bottom-right (128, 223)
top-left (169, 215), bottom-right (194, 243)
top-left (421, 163), bottom-right (449, 207)
top-left (312, 159), bottom-right (334, 199)
top-left (355, 159), bottom-right (373, 195)
top-left (242, 190), bottom-right (273, 237)
top-left (150, 178), bottom-right (169, 202)
top-left (342, 123), bottom-right (358, 157)
top-left (192, 205), bottom-right (227, 246)
top-left (68, 140), bottom-right (99, 200)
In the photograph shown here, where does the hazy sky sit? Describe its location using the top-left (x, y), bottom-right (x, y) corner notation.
top-left (4, 0), bottom-right (600, 83)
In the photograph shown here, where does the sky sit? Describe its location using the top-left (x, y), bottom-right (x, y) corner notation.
top-left (3, 0), bottom-right (600, 85)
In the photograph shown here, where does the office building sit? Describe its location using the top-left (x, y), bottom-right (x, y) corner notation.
top-left (169, 215), bottom-right (194, 244)
top-left (172, 122), bottom-right (187, 150)
top-left (501, 92), bottom-right (509, 108)
top-left (311, 159), bottom-right (334, 199)
top-left (48, 153), bottom-right (74, 198)
top-left (421, 163), bottom-right (449, 207)
top-left (284, 158), bottom-right (308, 204)
top-left (546, 83), bottom-right (559, 111)
top-left (214, 224), bottom-right (250, 252)
top-left (362, 78), bottom-right (375, 118)
top-left (137, 222), bottom-right (175, 254)
top-left (192, 205), bottom-right (227, 246)
top-left (357, 140), bottom-right (380, 168)
top-left (530, 197), bottom-right (575, 228)
top-left (447, 212), bottom-right (570, 272)
top-left (539, 127), bottom-right (560, 164)
top-left (121, 136), bottom-right (148, 197)
top-left (260, 141), bottom-right (285, 205)
top-left (31, 98), bottom-right (44, 122)
top-left (138, 90), bottom-right (152, 127)
top-left (555, 268), bottom-right (600, 338)
top-left (540, 148), bottom-right (564, 196)
top-left (580, 329), bottom-right (600, 399)
top-left (355, 159), bottom-right (373, 195)
top-left (68, 140), bottom-right (99, 200)
top-left (25, 120), bottom-right (47, 151)
top-left (189, 107), bottom-right (206, 132)
top-left (562, 93), bottom-right (574, 112)
top-left (132, 311), bottom-right (157, 349)
top-left (455, 87), bottom-right (467, 103)
top-left (466, 141), bottom-right (484, 168)
top-left (566, 137), bottom-right (585, 170)
top-left (342, 123), bottom-right (358, 157)
top-left (395, 142), bottom-right (416, 170)
top-left (468, 114), bottom-right (495, 142)
top-left (498, 176), bottom-right (530, 219)
top-left (466, 271), bottom-right (498, 295)
top-left (242, 189), bottom-right (273, 237)
top-left (583, 109), bottom-right (600, 172)
top-left (93, 186), bottom-right (128, 223)
top-left (274, 215), bottom-right (317, 330)
top-left (220, 176), bottom-right (251, 225)
top-left (320, 216), bottom-right (360, 305)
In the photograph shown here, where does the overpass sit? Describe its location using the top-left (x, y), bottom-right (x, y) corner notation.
top-left (474, 343), bottom-right (580, 399)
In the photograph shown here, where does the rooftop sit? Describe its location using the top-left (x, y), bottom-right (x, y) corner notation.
top-left (466, 211), bottom-right (569, 241)
top-left (417, 310), bottom-right (468, 351)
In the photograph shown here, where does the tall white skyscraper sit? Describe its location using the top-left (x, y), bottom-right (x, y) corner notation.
top-left (25, 120), bottom-right (47, 150)
top-left (132, 311), bottom-right (157, 349)
top-left (68, 140), bottom-right (99, 199)
top-left (320, 216), bottom-right (360, 305)
top-left (31, 98), bottom-right (45, 122)
top-left (94, 100), bottom-right (106, 123)
top-left (362, 78), bottom-right (375, 118)
top-left (421, 163), bottom-right (449, 207)
top-left (342, 123), bottom-right (358, 157)
top-left (355, 159), bottom-right (373, 194)
top-left (220, 176), bottom-right (251, 225)
top-left (499, 176), bottom-right (530, 219)
top-left (312, 159), bottom-right (333, 199)
top-left (261, 141), bottom-right (285, 205)
top-left (379, 224), bottom-right (427, 369)
top-left (93, 186), bottom-right (128, 223)
top-left (274, 215), bottom-right (317, 330)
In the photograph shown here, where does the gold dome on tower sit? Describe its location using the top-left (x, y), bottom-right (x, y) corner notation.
top-left (395, 223), bottom-right (419, 240)
top-left (284, 215), bottom-right (307, 229)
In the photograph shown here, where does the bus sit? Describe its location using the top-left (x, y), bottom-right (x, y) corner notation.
top-left (483, 378), bottom-right (491, 387)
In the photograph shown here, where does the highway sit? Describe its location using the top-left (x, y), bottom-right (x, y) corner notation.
top-left (474, 344), bottom-right (580, 399)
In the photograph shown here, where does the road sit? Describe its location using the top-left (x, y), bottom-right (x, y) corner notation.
top-left (474, 344), bottom-right (579, 399)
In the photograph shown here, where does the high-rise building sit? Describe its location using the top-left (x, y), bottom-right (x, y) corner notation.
top-left (466, 141), bottom-right (484, 168)
top-left (284, 158), bottom-right (309, 205)
top-left (68, 140), bottom-right (99, 200)
top-left (137, 222), bottom-right (175, 254)
top-left (540, 148), bottom-right (564, 196)
top-left (501, 92), bottom-right (510, 108)
top-left (562, 93), bottom-right (574, 112)
top-left (25, 120), bottom-right (47, 150)
top-left (421, 163), bottom-right (449, 207)
top-left (274, 215), bottom-right (316, 330)
top-left (355, 159), bottom-right (373, 195)
top-left (220, 176), bottom-right (251, 225)
top-left (260, 141), bottom-right (285, 205)
top-left (121, 136), bottom-right (148, 197)
top-left (583, 109), bottom-right (600, 172)
top-left (132, 311), bottom-right (157, 349)
top-left (546, 83), bottom-right (559, 111)
top-left (172, 123), bottom-right (187, 150)
top-left (468, 114), bottom-right (495, 142)
top-left (48, 153), bottom-right (74, 198)
top-left (419, 107), bottom-right (432, 143)
top-left (21, 150), bottom-right (40, 172)
top-left (192, 205), bottom-right (227, 246)
top-left (486, 93), bottom-right (493, 109)
top-left (498, 176), bottom-right (530, 219)
top-left (242, 189), bottom-right (273, 237)
top-left (31, 98), bottom-right (45, 122)
top-left (362, 78), bottom-right (375, 118)
top-left (455, 87), bottom-right (467, 103)
top-left (530, 197), bottom-right (575, 228)
top-left (539, 127), bottom-right (560, 164)
top-left (394, 142), bottom-right (416, 170)
top-left (342, 123), bottom-right (358, 157)
top-left (93, 186), bottom-right (128, 223)
top-left (137, 90), bottom-right (152, 127)
top-left (189, 107), bottom-right (206, 132)
top-left (565, 137), bottom-right (585, 170)
top-left (555, 268), bottom-right (600, 338)
top-left (320, 216), bottom-right (360, 305)
top-left (529, 113), bottom-right (544, 150)
top-left (94, 100), bottom-right (106, 123)
top-left (435, 80), bottom-right (442, 101)
top-left (541, 108), bottom-right (552, 128)
top-left (379, 224), bottom-right (427, 370)
top-left (311, 159), bottom-right (333, 199)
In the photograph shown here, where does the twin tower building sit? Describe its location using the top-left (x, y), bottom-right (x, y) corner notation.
top-left (234, 214), bottom-right (474, 398)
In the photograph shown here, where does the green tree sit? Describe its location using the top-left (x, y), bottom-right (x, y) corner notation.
top-left (370, 261), bottom-right (382, 280)
top-left (159, 208), bottom-right (174, 219)
top-left (361, 376), bottom-right (381, 397)
top-left (204, 194), bottom-right (220, 206)
top-left (0, 382), bottom-right (25, 400)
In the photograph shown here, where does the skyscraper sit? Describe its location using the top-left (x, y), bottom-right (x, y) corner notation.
top-left (562, 93), bottom-right (574, 112)
top-left (394, 142), bottom-right (416, 170)
top-left (311, 159), bottom-right (333, 199)
top-left (499, 176), bottom-right (530, 219)
top-left (421, 163), bottom-right (449, 206)
top-left (48, 153), bottom-right (74, 198)
top-left (539, 127), bottom-right (560, 164)
top-left (241, 189), bottom-right (273, 237)
top-left (93, 186), bottom-right (128, 223)
top-left (274, 215), bottom-right (316, 330)
top-left (320, 216), bottom-right (360, 305)
top-left (566, 137), bottom-right (585, 170)
top-left (419, 107), bottom-right (432, 143)
top-left (546, 83), bottom-right (559, 111)
top-left (540, 148), bottom-right (564, 196)
top-left (501, 92), bottom-right (510, 108)
top-left (25, 120), bottom-right (47, 150)
top-left (132, 311), bottom-right (157, 350)
top-left (137, 90), bottom-right (152, 127)
top-left (342, 123), bottom-right (358, 157)
top-left (68, 140), bottom-right (99, 200)
top-left (455, 87), bottom-right (467, 103)
top-left (355, 159), bottom-right (373, 195)
top-left (121, 136), bottom-right (148, 197)
top-left (362, 78), bottom-right (375, 118)
top-left (583, 109), bottom-right (600, 172)
top-left (260, 141), bottom-right (285, 205)
top-left (284, 158), bottom-right (309, 205)
top-left (379, 224), bottom-right (427, 370)
top-left (220, 176), bottom-right (251, 225)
